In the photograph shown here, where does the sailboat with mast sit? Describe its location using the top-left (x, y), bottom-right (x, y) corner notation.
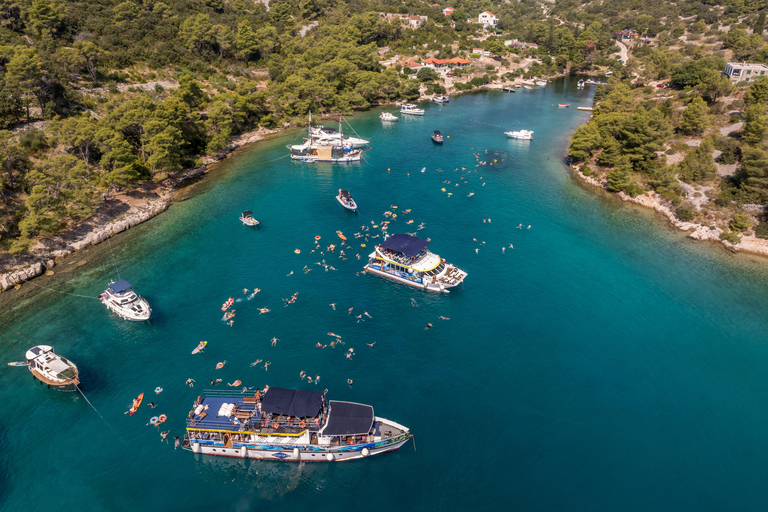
top-left (288, 112), bottom-right (365, 163)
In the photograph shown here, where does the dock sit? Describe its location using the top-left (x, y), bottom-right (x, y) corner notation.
top-left (576, 107), bottom-right (593, 111)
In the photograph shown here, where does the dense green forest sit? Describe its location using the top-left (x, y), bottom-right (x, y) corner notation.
top-left (566, 0), bottom-right (768, 243)
top-left (1, 0), bottom-right (767, 255)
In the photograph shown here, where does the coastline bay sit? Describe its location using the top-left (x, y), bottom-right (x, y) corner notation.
top-left (4, 81), bottom-right (768, 510)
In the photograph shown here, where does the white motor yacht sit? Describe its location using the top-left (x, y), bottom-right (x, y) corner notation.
top-left (380, 112), bottom-right (398, 122)
top-left (505, 129), bottom-right (534, 140)
top-left (400, 104), bottom-right (425, 116)
top-left (100, 280), bottom-right (152, 321)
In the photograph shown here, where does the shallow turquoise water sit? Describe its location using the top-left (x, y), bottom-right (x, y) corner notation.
top-left (4, 81), bottom-right (768, 510)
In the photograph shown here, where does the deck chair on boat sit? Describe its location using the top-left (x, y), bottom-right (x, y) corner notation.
top-left (191, 412), bottom-right (208, 426)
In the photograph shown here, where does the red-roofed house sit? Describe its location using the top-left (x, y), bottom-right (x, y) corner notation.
top-left (523, 42), bottom-right (538, 50)
top-left (443, 7), bottom-right (454, 16)
top-left (478, 11), bottom-right (497, 27)
top-left (409, 15), bottom-right (425, 28)
top-left (403, 60), bottom-right (424, 71)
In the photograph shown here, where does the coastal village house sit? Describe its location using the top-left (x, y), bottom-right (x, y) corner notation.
top-left (723, 62), bottom-right (768, 83)
top-left (402, 60), bottom-right (424, 72)
top-left (478, 11), bottom-right (497, 27)
top-left (421, 57), bottom-right (473, 73)
top-left (443, 7), bottom-right (454, 16)
top-left (380, 13), bottom-right (428, 28)
top-left (616, 29), bottom-right (638, 41)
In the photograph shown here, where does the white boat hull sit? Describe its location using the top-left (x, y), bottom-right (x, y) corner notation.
top-left (188, 434), bottom-right (411, 462)
top-left (364, 264), bottom-right (454, 293)
top-left (337, 196), bottom-right (357, 210)
top-left (102, 297), bottom-right (152, 321)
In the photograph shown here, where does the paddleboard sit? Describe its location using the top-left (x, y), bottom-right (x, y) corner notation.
top-left (192, 341), bottom-right (207, 354)
top-left (130, 393), bottom-right (144, 416)
top-left (336, 231), bottom-right (347, 241)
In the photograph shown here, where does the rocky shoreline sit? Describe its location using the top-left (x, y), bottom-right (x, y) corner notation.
top-left (568, 165), bottom-right (768, 258)
top-left (0, 126), bottom-right (281, 292)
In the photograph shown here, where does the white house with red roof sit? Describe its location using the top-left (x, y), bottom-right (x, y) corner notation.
top-left (443, 7), bottom-right (454, 16)
top-left (478, 11), bottom-right (497, 27)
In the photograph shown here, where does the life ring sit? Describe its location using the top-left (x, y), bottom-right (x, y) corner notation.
top-left (315, 235), bottom-right (321, 240)
top-left (298, 421), bottom-right (306, 428)
top-left (158, 414), bottom-right (167, 423)
top-left (155, 387), bottom-right (163, 394)
top-left (150, 416), bottom-right (159, 425)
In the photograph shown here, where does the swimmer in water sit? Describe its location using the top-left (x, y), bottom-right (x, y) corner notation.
top-left (186, 378), bottom-right (195, 387)
top-left (439, 316), bottom-right (450, 320)
top-left (228, 380), bottom-right (242, 387)
top-left (250, 359), bottom-right (263, 367)
top-left (330, 303), bottom-right (336, 310)
top-left (259, 308), bottom-right (270, 314)
top-left (425, 323), bottom-right (433, 330)
top-left (347, 379), bottom-right (353, 387)
top-left (216, 361), bottom-right (227, 369)
top-left (271, 337), bottom-right (279, 346)
top-left (366, 342), bottom-right (376, 347)
top-left (264, 361), bottom-right (271, 370)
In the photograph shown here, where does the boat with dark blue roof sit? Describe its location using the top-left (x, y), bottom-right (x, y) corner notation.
top-left (182, 387), bottom-right (412, 462)
top-left (364, 233), bottom-right (468, 293)
top-left (100, 280), bottom-right (151, 321)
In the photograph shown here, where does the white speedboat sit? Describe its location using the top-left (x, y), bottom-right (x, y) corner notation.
top-left (240, 210), bottom-right (259, 226)
top-left (432, 96), bottom-right (449, 103)
top-left (577, 79), bottom-right (585, 88)
top-left (337, 189), bottom-right (357, 211)
top-left (505, 129), bottom-right (534, 140)
top-left (100, 280), bottom-right (152, 321)
top-left (400, 104), bottom-right (425, 116)
top-left (523, 85), bottom-right (532, 90)
top-left (182, 387), bottom-right (412, 462)
top-left (535, 80), bottom-right (548, 86)
top-left (10, 345), bottom-right (80, 392)
top-left (364, 233), bottom-right (467, 293)
top-left (380, 112), bottom-right (398, 122)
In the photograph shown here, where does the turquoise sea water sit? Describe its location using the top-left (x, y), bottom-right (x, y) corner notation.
top-left (5, 80), bottom-right (768, 510)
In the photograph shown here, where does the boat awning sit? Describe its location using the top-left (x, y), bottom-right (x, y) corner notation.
top-left (108, 280), bottom-right (133, 293)
top-left (434, 130), bottom-right (442, 136)
top-left (323, 401), bottom-right (374, 436)
top-left (242, 210), bottom-right (253, 217)
top-left (261, 388), bottom-right (324, 418)
top-left (340, 190), bottom-right (352, 199)
top-left (379, 234), bottom-right (428, 257)
top-left (48, 358), bottom-right (70, 374)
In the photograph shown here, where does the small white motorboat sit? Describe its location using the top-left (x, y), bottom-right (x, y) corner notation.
top-left (535, 80), bottom-right (548, 86)
top-left (337, 189), bottom-right (357, 211)
top-left (240, 210), bottom-right (259, 226)
top-left (432, 96), bottom-right (449, 103)
top-left (400, 104), bottom-right (425, 116)
top-left (505, 129), bottom-right (534, 140)
top-left (100, 280), bottom-right (152, 321)
top-left (380, 112), bottom-right (398, 122)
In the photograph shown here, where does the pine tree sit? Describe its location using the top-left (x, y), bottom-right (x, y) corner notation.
top-left (679, 97), bottom-right (711, 135)
top-left (742, 104), bottom-right (768, 146)
top-left (569, 121), bottom-right (602, 161)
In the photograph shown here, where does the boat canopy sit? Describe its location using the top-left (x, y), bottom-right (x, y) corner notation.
top-left (339, 190), bottom-right (352, 199)
top-left (26, 345), bottom-right (52, 359)
top-left (434, 130), bottom-right (442, 136)
top-left (379, 234), bottom-right (429, 257)
top-left (108, 280), bottom-right (133, 294)
top-left (261, 388), bottom-right (324, 418)
top-left (48, 358), bottom-right (71, 374)
top-left (242, 210), bottom-right (253, 217)
top-left (323, 401), bottom-right (374, 436)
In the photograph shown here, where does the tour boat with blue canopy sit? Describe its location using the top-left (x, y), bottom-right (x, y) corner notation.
top-left (8, 345), bottom-right (80, 392)
top-left (364, 233), bottom-right (468, 293)
top-left (100, 280), bottom-right (151, 321)
top-left (182, 387), bottom-right (412, 462)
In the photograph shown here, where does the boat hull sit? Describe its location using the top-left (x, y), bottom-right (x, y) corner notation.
top-left (364, 264), bottom-right (453, 293)
top-left (102, 299), bottom-right (152, 321)
top-left (336, 197), bottom-right (357, 210)
top-left (29, 368), bottom-right (79, 391)
top-left (186, 434), bottom-right (412, 462)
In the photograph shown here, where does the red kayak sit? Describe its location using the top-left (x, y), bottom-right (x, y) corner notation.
top-left (129, 393), bottom-right (144, 416)
top-left (557, 103), bottom-right (570, 108)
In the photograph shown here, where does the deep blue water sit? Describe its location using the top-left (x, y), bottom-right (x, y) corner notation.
top-left (4, 80), bottom-right (768, 511)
